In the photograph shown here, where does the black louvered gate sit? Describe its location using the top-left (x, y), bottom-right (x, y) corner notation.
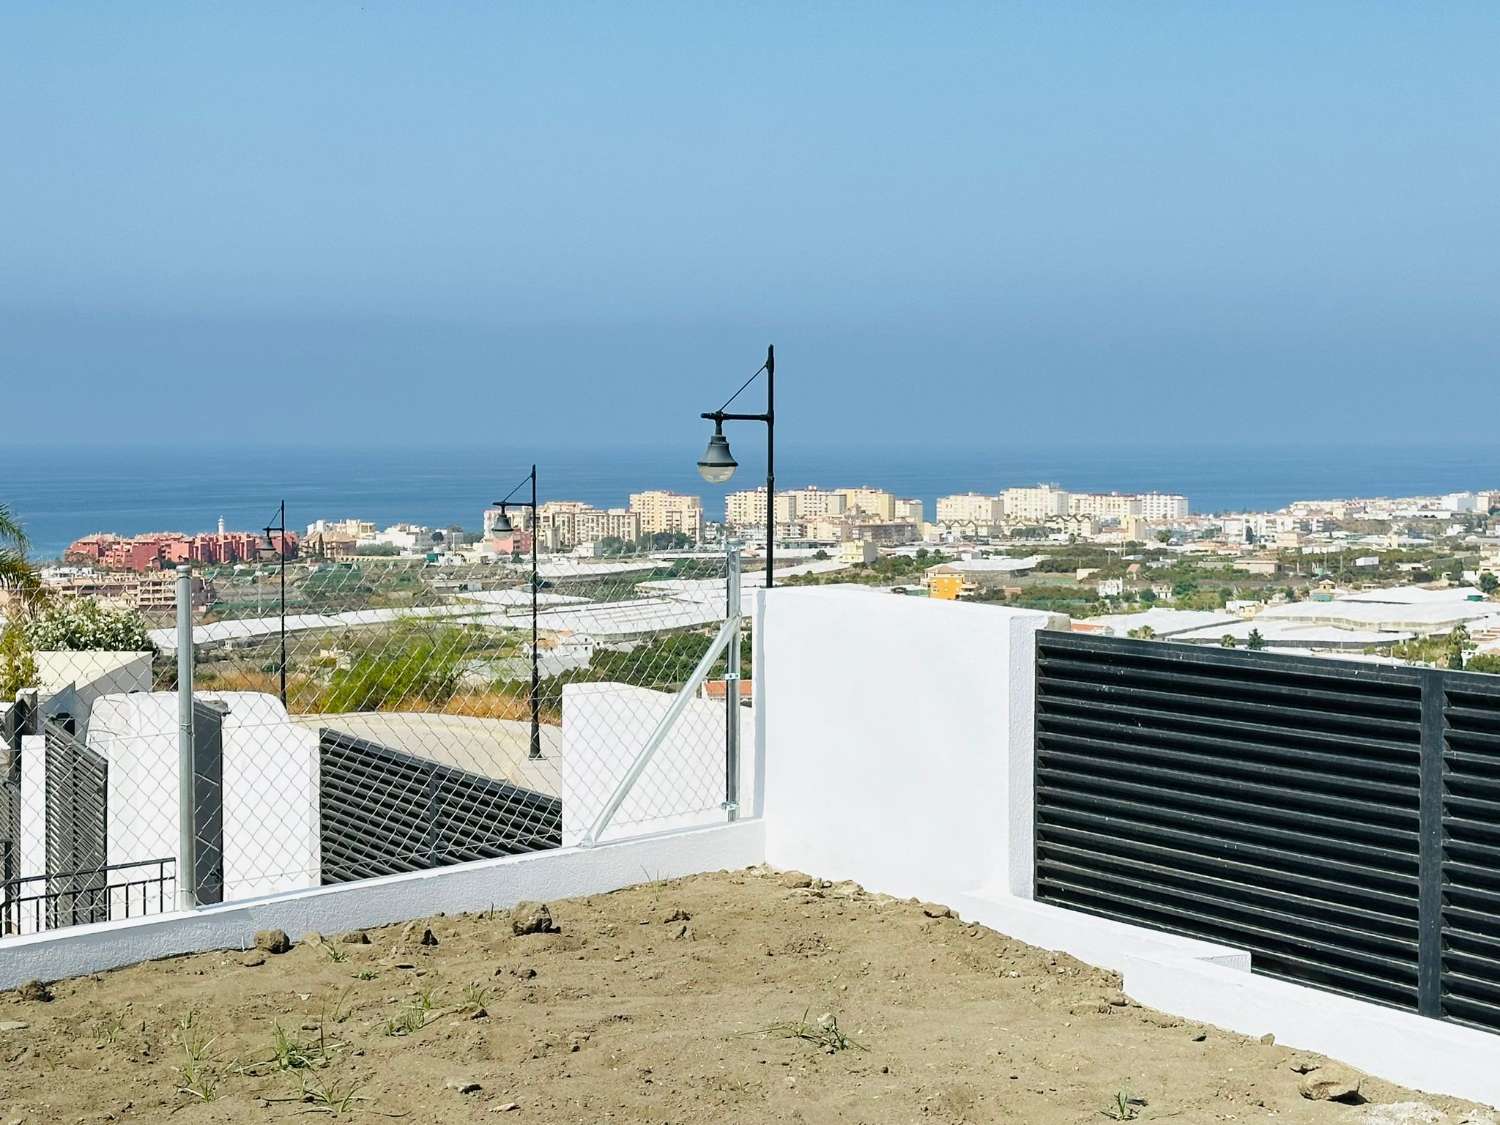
top-left (1034, 630), bottom-right (1500, 1035)
top-left (43, 718), bottom-right (110, 927)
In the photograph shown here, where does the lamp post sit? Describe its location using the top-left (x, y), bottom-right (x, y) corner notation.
top-left (697, 344), bottom-right (775, 588)
top-left (492, 465), bottom-right (542, 760)
top-left (261, 500), bottom-right (287, 707)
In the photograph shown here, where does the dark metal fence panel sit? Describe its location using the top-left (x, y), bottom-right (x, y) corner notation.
top-left (42, 719), bottom-right (110, 927)
top-left (1440, 670), bottom-right (1500, 1033)
top-left (1034, 631), bottom-right (1426, 1011)
top-left (318, 729), bottom-right (561, 884)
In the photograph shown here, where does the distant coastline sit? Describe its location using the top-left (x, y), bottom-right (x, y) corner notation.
top-left (5, 442), bottom-right (1499, 561)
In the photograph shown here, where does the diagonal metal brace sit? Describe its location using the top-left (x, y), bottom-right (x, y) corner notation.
top-left (579, 613), bottom-right (740, 847)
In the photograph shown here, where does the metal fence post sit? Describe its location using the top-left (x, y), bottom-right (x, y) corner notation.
top-left (723, 540), bottom-right (742, 821)
top-left (1417, 668), bottom-right (1446, 1018)
top-left (175, 565), bottom-right (197, 911)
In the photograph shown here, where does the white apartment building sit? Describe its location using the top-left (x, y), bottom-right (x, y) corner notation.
top-left (628, 490), bottom-right (703, 540)
top-left (1069, 492), bottom-right (1142, 520)
top-left (373, 523), bottom-right (432, 551)
top-left (894, 497), bottom-right (924, 525)
top-left (724, 487), bottom-right (797, 530)
top-left (535, 501), bottom-right (640, 550)
top-left (936, 493), bottom-right (1005, 534)
top-left (837, 487), bottom-right (897, 521)
top-left (1139, 492), bottom-right (1190, 520)
top-left (782, 486), bottom-right (847, 518)
top-left (1003, 484), bottom-right (1070, 522)
top-left (306, 518), bottom-right (376, 539)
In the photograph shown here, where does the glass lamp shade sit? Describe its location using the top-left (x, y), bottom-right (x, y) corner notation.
top-left (697, 432), bottom-right (738, 484)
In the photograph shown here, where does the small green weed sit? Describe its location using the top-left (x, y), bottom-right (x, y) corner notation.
top-left (759, 1009), bottom-right (865, 1053)
top-left (1100, 1090), bottom-right (1145, 1120)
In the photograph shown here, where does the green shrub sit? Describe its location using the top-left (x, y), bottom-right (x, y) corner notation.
top-left (24, 598), bottom-right (150, 652)
top-left (0, 624), bottom-right (39, 697)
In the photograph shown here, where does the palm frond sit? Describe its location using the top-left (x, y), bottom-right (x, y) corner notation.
top-left (0, 505), bottom-right (28, 555)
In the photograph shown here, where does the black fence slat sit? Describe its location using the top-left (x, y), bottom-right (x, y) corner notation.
top-left (317, 728), bottom-right (561, 884)
top-left (1034, 631), bottom-right (1432, 1023)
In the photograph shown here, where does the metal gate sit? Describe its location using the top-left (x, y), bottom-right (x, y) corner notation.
top-left (1034, 630), bottom-right (1500, 1034)
top-left (43, 718), bottom-right (110, 928)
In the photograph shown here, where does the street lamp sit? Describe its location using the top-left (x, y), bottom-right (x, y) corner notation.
top-left (697, 344), bottom-right (775, 587)
top-left (494, 465), bottom-right (543, 760)
top-left (262, 499), bottom-right (287, 707)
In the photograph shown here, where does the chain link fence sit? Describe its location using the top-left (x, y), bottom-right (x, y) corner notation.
top-left (3, 537), bottom-right (750, 937)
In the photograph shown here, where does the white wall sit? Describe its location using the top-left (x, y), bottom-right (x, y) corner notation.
top-left (34, 651), bottom-right (152, 725)
top-left (755, 586), bottom-right (1500, 1108)
top-left (560, 681), bottom-right (753, 845)
top-left (88, 691), bottom-right (321, 904)
top-left (759, 587), bottom-right (1057, 903)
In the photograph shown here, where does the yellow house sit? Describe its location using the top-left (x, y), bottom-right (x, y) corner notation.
top-left (929, 573), bottom-right (968, 601)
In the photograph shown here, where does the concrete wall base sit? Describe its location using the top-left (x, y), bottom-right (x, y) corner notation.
top-left (0, 820), bottom-right (764, 990)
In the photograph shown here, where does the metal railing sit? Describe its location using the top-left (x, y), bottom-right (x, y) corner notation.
top-left (2, 856), bottom-right (174, 936)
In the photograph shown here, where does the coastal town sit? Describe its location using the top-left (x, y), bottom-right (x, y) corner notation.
top-left (29, 480), bottom-right (1500, 670)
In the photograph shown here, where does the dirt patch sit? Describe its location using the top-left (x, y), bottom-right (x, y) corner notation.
top-left (0, 868), bottom-right (1493, 1124)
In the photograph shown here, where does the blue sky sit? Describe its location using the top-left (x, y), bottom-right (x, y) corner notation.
top-left (2, 3), bottom-right (1498, 451)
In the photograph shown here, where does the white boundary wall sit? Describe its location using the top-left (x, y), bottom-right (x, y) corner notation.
top-left (756, 586), bottom-right (1500, 1108)
top-left (758, 586), bottom-right (1058, 904)
top-left (560, 682), bottom-right (755, 846)
top-left (0, 820), bottom-right (763, 990)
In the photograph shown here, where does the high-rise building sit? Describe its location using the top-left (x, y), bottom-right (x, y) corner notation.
top-left (534, 501), bottom-right (640, 549)
top-left (936, 493), bottom-right (1005, 535)
top-left (724, 487), bottom-right (796, 530)
top-left (1068, 492), bottom-right (1142, 520)
top-left (894, 497), bottom-right (924, 525)
top-left (629, 491), bottom-right (703, 540)
top-left (1003, 484), bottom-right (1070, 522)
top-left (1139, 493), bottom-right (1190, 520)
top-left (836, 487), bottom-right (897, 521)
top-left (782, 486), bottom-right (846, 518)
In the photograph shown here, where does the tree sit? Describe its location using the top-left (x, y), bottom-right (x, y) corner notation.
top-left (1480, 571), bottom-right (1498, 595)
top-left (0, 503), bottom-right (40, 603)
top-left (0, 503), bottom-right (42, 696)
top-left (1247, 628), bottom-right (1266, 651)
top-left (1127, 626), bottom-right (1156, 640)
top-left (1220, 634), bottom-right (1238, 648)
top-left (1447, 624), bottom-right (1470, 671)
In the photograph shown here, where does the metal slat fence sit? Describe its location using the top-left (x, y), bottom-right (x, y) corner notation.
top-left (1034, 630), bottom-right (1500, 1034)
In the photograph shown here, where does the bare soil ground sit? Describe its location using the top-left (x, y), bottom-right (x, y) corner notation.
top-left (1, 867), bottom-right (1494, 1125)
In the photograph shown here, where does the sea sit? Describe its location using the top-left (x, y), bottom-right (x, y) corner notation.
top-left (2, 442), bottom-right (1498, 561)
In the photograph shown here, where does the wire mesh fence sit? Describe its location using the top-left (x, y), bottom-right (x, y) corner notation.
top-left (2, 536), bottom-right (751, 937)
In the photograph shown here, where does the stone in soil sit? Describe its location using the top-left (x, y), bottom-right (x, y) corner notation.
top-left (339, 930), bottom-right (371, 944)
top-left (400, 922), bottom-right (439, 947)
top-left (777, 871), bottom-right (813, 889)
top-left (16, 980), bottom-right (52, 1003)
top-left (1299, 1066), bottom-right (1362, 1102)
top-left (254, 929), bottom-right (292, 954)
top-left (510, 901), bottom-right (558, 935)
